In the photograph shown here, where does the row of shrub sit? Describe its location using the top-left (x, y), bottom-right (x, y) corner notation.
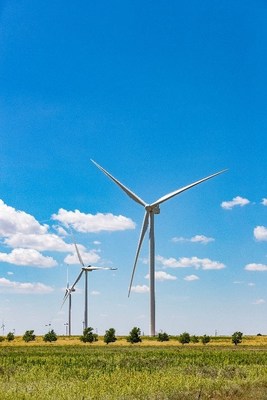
top-left (0, 328), bottom-right (244, 345)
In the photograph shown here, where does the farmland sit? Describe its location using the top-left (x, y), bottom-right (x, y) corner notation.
top-left (1, 337), bottom-right (267, 399)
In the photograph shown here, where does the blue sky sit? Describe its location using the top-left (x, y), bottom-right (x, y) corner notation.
top-left (0, 0), bottom-right (266, 336)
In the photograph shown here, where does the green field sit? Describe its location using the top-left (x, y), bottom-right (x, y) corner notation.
top-left (1, 338), bottom-right (267, 399)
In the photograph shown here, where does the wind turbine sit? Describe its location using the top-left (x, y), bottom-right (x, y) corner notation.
top-left (63, 239), bottom-right (117, 330)
top-left (61, 265), bottom-right (75, 336)
top-left (91, 159), bottom-right (227, 336)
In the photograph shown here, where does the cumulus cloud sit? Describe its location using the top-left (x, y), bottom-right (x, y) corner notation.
top-left (253, 299), bottom-right (265, 305)
top-left (184, 274), bottom-right (199, 281)
top-left (156, 255), bottom-right (225, 270)
top-left (221, 196), bottom-right (250, 210)
top-left (131, 284), bottom-right (149, 293)
top-left (53, 225), bottom-right (68, 236)
top-left (0, 200), bottom-right (48, 237)
top-left (254, 226), bottom-right (267, 241)
top-left (0, 248), bottom-right (57, 268)
top-left (245, 263), bottom-right (267, 271)
top-left (262, 198), bottom-right (267, 206)
top-left (52, 209), bottom-right (135, 233)
top-left (172, 235), bottom-right (214, 244)
top-left (145, 271), bottom-right (177, 281)
top-left (0, 277), bottom-right (53, 294)
top-left (64, 248), bottom-right (100, 265)
top-left (4, 233), bottom-right (73, 252)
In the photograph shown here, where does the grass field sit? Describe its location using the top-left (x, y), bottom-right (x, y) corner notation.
top-left (1, 336), bottom-right (267, 399)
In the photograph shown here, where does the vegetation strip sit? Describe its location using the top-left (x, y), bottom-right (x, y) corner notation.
top-left (1, 336), bottom-right (267, 399)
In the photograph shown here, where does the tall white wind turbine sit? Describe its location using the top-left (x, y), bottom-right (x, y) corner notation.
top-left (63, 240), bottom-right (117, 330)
top-left (91, 159), bottom-right (227, 336)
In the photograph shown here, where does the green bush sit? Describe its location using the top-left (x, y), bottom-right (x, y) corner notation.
top-left (0, 336), bottom-right (4, 342)
top-left (232, 331), bottom-right (243, 346)
top-left (191, 335), bottom-right (199, 344)
top-left (178, 332), bottom-right (190, 345)
top-left (6, 332), bottom-right (15, 342)
top-left (23, 330), bottom-right (36, 343)
top-left (201, 335), bottom-right (210, 345)
top-left (43, 329), bottom-right (57, 342)
top-left (104, 328), bottom-right (117, 344)
top-left (127, 327), bottom-right (142, 344)
top-left (80, 327), bottom-right (98, 343)
top-left (157, 332), bottom-right (169, 342)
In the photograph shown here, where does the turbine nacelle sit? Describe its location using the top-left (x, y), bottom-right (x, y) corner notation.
top-left (145, 204), bottom-right (160, 214)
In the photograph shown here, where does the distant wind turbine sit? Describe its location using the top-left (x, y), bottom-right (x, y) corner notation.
top-left (63, 239), bottom-right (117, 330)
top-left (61, 265), bottom-right (75, 336)
top-left (91, 159), bottom-right (227, 336)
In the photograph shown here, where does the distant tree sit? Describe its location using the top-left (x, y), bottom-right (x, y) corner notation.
top-left (201, 335), bottom-right (210, 345)
top-left (157, 332), bottom-right (169, 342)
top-left (23, 330), bottom-right (36, 343)
top-left (191, 335), bottom-right (199, 344)
top-left (232, 331), bottom-right (243, 346)
top-left (127, 327), bottom-right (142, 344)
top-left (178, 332), bottom-right (191, 345)
top-left (80, 327), bottom-right (98, 343)
top-left (43, 329), bottom-right (57, 343)
top-left (104, 328), bottom-right (117, 344)
top-left (6, 332), bottom-right (15, 342)
top-left (0, 336), bottom-right (4, 342)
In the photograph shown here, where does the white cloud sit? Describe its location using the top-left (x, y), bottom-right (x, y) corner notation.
top-left (131, 285), bottom-right (149, 293)
top-left (221, 196), bottom-right (250, 210)
top-left (0, 248), bottom-right (57, 268)
top-left (184, 274), bottom-right (199, 281)
top-left (253, 299), bottom-right (265, 305)
top-left (5, 233), bottom-right (73, 252)
top-left (91, 290), bottom-right (100, 296)
top-left (64, 248), bottom-right (100, 265)
top-left (156, 255), bottom-right (225, 270)
top-left (93, 241), bottom-right (101, 245)
top-left (53, 225), bottom-right (68, 236)
top-left (262, 198), bottom-right (267, 206)
top-left (254, 226), bottom-right (267, 241)
top-left (0, 199), bottom-right (48, 236)
top-left (172, 235), bottom-right (214, 244)
top-left (0, 277), bottom-right (53, 294)
top-left (7, 271), bottom-right (14, 275)
top-left (52, 209), bottom-right (135, 233)
top-left (245, 263), bottom-right (267, 271)
top-left (145, 271), bottom-right (177, 281)
top-left (248, 282), bottom-right (255, 287)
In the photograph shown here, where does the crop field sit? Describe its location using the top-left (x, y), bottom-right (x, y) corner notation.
top-left (1, 337), bottom-right (267, 400)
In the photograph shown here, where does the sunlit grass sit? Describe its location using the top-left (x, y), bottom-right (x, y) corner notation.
top-left (1, 337), bottom-right (267, 399)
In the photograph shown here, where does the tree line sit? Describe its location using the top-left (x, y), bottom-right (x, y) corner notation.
top-left (0, 328), bottom-right (244, 345)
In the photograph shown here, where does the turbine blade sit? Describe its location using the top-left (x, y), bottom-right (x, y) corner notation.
top-left (85, 266), bottom-right (118, 271)
top-left (151, 169), bottom-right (227, 207)
top-left (73, 241), bottom-right (85, 267)
top-left (128, 211), bottom-right (149, 297)
top-left (69, 270), bottom-right (84, 293)
top-left (91, 159), bottom-right (147, 207)
top-left (61, 292), bottom-right (69, 309)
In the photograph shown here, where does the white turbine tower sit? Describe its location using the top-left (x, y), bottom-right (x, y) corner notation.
top-left (63, 239), bottom-right (117, 330)
top-left (91, 159), bottom-right (227, 336)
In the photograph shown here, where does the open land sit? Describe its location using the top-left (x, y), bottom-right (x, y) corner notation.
top-left (1, 336), bottom-right (267, 400)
